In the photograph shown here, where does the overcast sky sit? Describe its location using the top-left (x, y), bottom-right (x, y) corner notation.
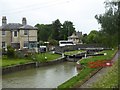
top-left (0, 0), bottom-right (106, 34)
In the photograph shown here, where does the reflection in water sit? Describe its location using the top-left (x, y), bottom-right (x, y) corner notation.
top-left (2, 62), bottom-right (79, 88)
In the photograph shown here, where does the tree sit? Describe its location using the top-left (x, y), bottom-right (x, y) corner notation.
top-left (51, 19), bottom-right (62, 40)
top-left (48, 39), bottom-right (58, 46)
top-left (118, 1), bottom-right (120, 45)
top-left (35, 19), bottom-right (76, 42)
top-left (35, 24), bottom-right (52, 41)
top-left (81, 33), bottom-right (88, 44)
top-left (86, 30), bottom-right (100, 44)
top-left (95, 1), bottom-right (119, 47)
top-left (60, 21), bottom-right (75, 40)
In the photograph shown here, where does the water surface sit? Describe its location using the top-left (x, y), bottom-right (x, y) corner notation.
top-left (2, 62), bottom-right (78, 88)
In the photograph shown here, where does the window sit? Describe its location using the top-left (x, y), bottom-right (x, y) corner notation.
top-left (24, 30), bottom-right (28, 35)
top-left (24, 41), bottom-right (28, 48)
top-left (2, 31), bottom-right (5, 35)
top-left (14, 31), bottom-right (17, 37)
top-left (29, 42), bottom-right (37, 48)
top-left (2, 42), bottom-right (5, 48)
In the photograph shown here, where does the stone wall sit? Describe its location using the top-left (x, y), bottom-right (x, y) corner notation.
top-left (2, 62), bottom-right (35, 75)
top-left (36, 57), bottom-right (66, 67)
top-left (2, 57), bottom-right (66, 75)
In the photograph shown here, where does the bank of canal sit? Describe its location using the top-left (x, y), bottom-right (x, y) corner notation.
top-left (2, 62), bottom-right (79, 88)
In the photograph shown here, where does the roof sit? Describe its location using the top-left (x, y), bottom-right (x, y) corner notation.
top-left (19, 25), bottom-right (38, 30)
top-left (0, 23), bottom-right (23, 30)
top-left (68, 33), bottom-right (79, 39)
top-left (0, 23), bottom-right (38, 30)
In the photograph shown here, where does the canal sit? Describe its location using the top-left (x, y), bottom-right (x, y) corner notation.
top-left (2, 62), bottom-right (78, 88)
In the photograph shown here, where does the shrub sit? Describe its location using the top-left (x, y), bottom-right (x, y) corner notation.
top-left (31, 54), bottom-right (47, 63)
top-left (7, 45), bottom-right (15, 58)
top-left (15, 50), bottom-right (24, 59)
top-left (48, 39), bottom-right (58, 46)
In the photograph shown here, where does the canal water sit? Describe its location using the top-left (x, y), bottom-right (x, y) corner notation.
top-left (2, 62), bottom-right (78, 88)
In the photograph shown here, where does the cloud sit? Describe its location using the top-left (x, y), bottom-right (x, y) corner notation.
top-left (0, 0), bottom-right (105, 34)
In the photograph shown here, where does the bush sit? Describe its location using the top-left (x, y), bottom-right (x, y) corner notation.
top-left (48, 39), bottom-right (58, 46)
top-left (7, 45), bottom-right (15, 58)
top-left (19, 62), bottom-right (25, 64)
top-left (31, 54), bottom-right (47, 63)
top-left (15, 50), bottom-right (24, 59)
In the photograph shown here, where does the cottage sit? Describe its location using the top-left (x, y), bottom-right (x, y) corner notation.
top-left (0, 16), bottom-right (38, 52)
top-left (68, 33), bottom-right (79, 44)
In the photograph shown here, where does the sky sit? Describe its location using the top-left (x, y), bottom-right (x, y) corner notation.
top-left (0, 0), bottom-right (106, 34)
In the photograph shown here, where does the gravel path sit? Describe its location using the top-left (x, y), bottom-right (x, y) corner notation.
top-left (80, 50), bottom-right (119, 88)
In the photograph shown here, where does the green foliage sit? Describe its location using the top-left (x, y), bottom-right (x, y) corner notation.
top-left (83, 1), bottom-right (119, 47)
top-left (81, 34), bottom-right (87, 44)
top-left (52, 19), bottom-right (62, 40)
top-left (38, 41), bottom-right (45, 46)
top-left (48, 39), bottom-right (58, 46)
top-left (35, 19), bottom-right (76, 42)
top-left (60, 21), bottom-right (75, 40)
top-left (7, 45), bottom-right (15, 58)
top-left (35, 24), bottom-right (52, 41)
top-left (94, 1), bottom-right (119, 47)
top-left (86, 30), bottom-right (100, 44)
top-left (15, 50), bottom-right (24, 59)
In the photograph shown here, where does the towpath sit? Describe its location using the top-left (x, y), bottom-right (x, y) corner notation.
top-left (80, 50), bottom-right (119, 88)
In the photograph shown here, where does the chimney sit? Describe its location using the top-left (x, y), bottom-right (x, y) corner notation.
top-left (22, 17), bottom-right (27, 25)
top-left (2, 16), bottom-right (7, 26)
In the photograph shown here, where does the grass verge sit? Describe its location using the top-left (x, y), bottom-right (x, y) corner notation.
top-left (33, 52), bottom-right (61, 62)
top-left (1, 52), bottom-right (61, 67)
top-left (91, 58), bottom-right (119, 88)
top-left (57, 49), bottom-right (117, 88)
top-left (80, 49), bottom-right (117, 66)
top-left (1, 59), bottom-right (32, 67)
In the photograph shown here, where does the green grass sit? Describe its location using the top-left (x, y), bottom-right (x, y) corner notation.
top-left (57, 49), bottom-right (117, 88)
top-left (91, 58), bottom-right (119, 88)
top-left (80, 49), bottom-right (117, 66)
top-left (64, 50), bottom-right (84, 55)
top-left (1, 59), bottom-right (32, 67)
top-left (1, 52), bottom-right (61, 67)
top-left (33, 52), bottom-right (61, 62)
